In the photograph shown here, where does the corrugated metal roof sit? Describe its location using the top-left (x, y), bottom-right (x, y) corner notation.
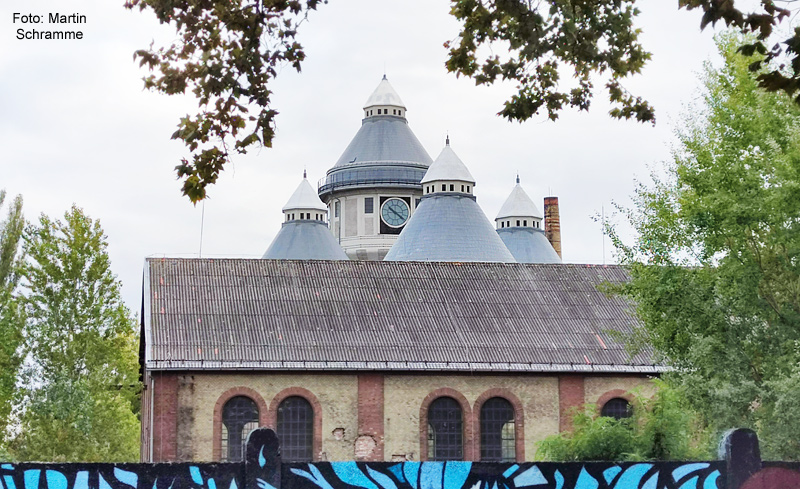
top-left (262, 222), bottom-right (348, 260)
top-left (384, 195), bottom-right (516, 263)
top-left (143, 259), bottom-right (658, 372)
top-left (498, 228), bottom-right (562, 264)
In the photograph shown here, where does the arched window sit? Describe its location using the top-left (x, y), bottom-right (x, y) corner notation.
top-left (427, 397), bottom-right (463, 461)
top-left (480, 397), bottom-right (515, 462)
top-left (601, 397), bottom-right (632, 420)
top-left (221, 396), bottom-right (259, 462)
top-left (277, 396), bottom-right (314, 462)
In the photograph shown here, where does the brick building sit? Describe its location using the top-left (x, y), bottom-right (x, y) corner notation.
top-left (138, 78), bottom-right (660, 463)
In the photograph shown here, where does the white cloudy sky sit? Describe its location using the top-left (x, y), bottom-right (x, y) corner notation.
top-left (1, 0), bottom-right (725, 311)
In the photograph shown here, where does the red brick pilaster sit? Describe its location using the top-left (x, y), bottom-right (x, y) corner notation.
top-left (558, 375), bottom-right (584, 432)
top-left (152, 373), bottom-right (178, 462)
top-left (357, 373), bottom-right (384, 461)
top-left (419, 388), bottom-right (474, 461)
top-left (212, 386), bottom-right (269, 461)
top-left (268, 387), bottom-right (323, 461)
top-left (474, 389), bottom-right (525, 461)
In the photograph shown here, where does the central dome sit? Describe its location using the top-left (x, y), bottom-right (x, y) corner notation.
top-left (318, 77), bottom-right (432, 199)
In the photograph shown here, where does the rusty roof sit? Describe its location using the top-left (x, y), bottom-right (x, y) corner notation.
top-left (142, 258), bottom-right (659, 373)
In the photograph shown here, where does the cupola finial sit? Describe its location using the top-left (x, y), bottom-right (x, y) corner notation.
top-left (303, 169), bottom-right (307, 179)
top-left (516, 173), bottom-right (520, 184)
top-left (446, 133), bottom-right (450, 146)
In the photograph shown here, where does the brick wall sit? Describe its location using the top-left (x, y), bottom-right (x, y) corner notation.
top-left (151, 373), bottom-right (179, 462)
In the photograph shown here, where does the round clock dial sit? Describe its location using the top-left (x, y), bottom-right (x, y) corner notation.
top-left (381, 198), bottom-right (410, 227)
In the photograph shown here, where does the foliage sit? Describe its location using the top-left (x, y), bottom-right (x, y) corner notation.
top-left (0, 190), bottom-right (25, 441)
top-left (10, 206), bottom-right (140, 462)
top-left (537, 382), bottom-right (711, 461)
top-left (608, 32), bottom-right (800, 460)
top-left (126, 0), bottom-right (798, 203)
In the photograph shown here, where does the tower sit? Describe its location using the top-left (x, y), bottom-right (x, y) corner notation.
top-left (317, 76), bottom-right (432, 260)
top-left (384, 139), bottom-right (515, 263)
top-left (263, 173), bottom-right (348, 260)
top-left (495, 176), bottom-right (561, 263)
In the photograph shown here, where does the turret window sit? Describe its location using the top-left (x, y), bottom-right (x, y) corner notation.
top-left (365, 197), bottom-right (374, 214)
top-left (450, 184), bottom-right (454, 191)
top-left (334, 202), bottom-right (340, 218)
top-left (516, 220), bottom-right (521, 226)
top-left (467, 186), bottom-right (470, 192)
top-left (524, 220), bottom-right (527, 226)
top-left (442, 184), bottom-right (446, 191)
top-left (461, 185), bottom-right (465, 192)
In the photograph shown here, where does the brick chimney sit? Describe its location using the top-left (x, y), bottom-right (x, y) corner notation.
top-left (544, 196), bottom-right (562, 259)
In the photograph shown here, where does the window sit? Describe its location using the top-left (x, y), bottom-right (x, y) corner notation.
top-left (415, 198), bottom-right (421, 208)
top-left (277, 396), bottom-right (314, 462)
top-left (601, 398), bottom-right (632, 420)
top-left (516, 220), bottom-right (521, 226)
top-left (461, 185), bottom-right (465, 192)
top-left (442, 184), bottom-right (446, 191)
top-left (286, 215), bottom-right (290, 222)
top-left (467, 186), bottom-right (470, 192)
top-left (449, 184), bottom-right (454, 191)
top-left (524, 220), bottom-right (527, 226)
top-left (480, 397), bottom-right (515, 462)
top-left (221, 396), bottom-right (259, 462)
top-left (334, 201), bottom-right (340, 218)
top-left (365, 197), bottom-right (374, 214)
top-left (291, 213), bottom-right (295, 220)
top-left (427, 397), bottom-right (463, 461)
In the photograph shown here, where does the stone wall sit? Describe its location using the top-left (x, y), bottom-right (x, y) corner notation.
top-left (146, 371), bottom-right (653, 463)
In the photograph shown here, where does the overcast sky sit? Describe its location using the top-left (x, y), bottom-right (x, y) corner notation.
top-left (1, 0), bottom-right (724, 312)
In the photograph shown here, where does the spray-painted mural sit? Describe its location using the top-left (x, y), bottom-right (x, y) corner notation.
top-left (287, 461), bottom-right (722, 489)
top-left (0, 463), bottom-right (242, 489)
top-left (2, 429), bottom-right (799, 489)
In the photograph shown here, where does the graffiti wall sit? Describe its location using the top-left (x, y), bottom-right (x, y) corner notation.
top-left (2, 429), bottom-right (799, 489)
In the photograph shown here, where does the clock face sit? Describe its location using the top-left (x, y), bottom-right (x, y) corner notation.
top-left (381, 198), bottom-right (410, 227)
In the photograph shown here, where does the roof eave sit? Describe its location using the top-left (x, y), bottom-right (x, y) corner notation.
top-left (145, 359), bottom-right (668, 374)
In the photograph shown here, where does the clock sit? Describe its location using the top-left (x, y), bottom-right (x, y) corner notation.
top-left (381, 198), bottom-right (410, 227)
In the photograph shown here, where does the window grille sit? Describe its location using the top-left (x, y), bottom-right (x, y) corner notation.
top-left (601, 398), bottom-right (632, 420)
top-left (480, 397), bottom-right (515, 462)
top-left (221, 396), bottom-right (259, 462)
top-left (277, 396), bottom-right (314, 462)
top-left (427, 397), bottom-right (463, 461)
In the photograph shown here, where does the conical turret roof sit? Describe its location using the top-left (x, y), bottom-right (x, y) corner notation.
top-left (283, 175), bottom-right (327, 212)
top-left (496, 177), bottom-right (542, 219)
top-left (263, 222), bottom-right (349, 260)
top-left (384, 195), bottom-right (515, 263)
top-left (363, 75), bottom-right (406, 109)
top-left (497, 228), bottom-right (561, 263)
top-left (421, 140), bottom-right (475, 184)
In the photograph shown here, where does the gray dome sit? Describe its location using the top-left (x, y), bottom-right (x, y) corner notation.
top-left (319, 117), bottom-right (432, 198)
top-left (497, 227), bottom-right (561, 263)
top-left (384, 194), bottom-right (516, 263)
top-left (263, 221), bottom-right (348, 260)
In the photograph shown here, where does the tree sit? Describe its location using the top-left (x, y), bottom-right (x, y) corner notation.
top-left (124, 0), bottom-right (796, 203)
top-left (536, 382), bottom-right (711, 461)
top-left (608, 32), bottom-right (800, 460)
top-left (0, 190), bottom-right (24, 444)
top-left (10, 206), bottom-right (140, 462)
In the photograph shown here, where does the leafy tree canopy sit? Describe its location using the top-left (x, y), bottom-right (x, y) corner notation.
top-left (609, 31), bottom-right (800, 460)
top-left (125, 0), bottom-right (796, 203)
top-left (9, 206), bottom-right (140, 462)
top-left (537, 382), bottom-right (711, 461)
top-left (0, 190), bottom-right (24, 441)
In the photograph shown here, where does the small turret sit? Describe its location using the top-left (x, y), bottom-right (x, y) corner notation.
top-left (281, 171), bottom-right (329, 223)
top-left (495, 176), bottom-right (560, 264)
top-left (420, 137), bottom-right (476, 197)
top-left (363, 75), bottom-right (407, 119)
top-left (495, 174), bottom-right (543, 230)
top-left (263, 173), bottom-right (348, 260)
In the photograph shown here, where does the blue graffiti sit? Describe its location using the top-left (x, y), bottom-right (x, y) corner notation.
top-left (287, 462), bottom-right (723, 489)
